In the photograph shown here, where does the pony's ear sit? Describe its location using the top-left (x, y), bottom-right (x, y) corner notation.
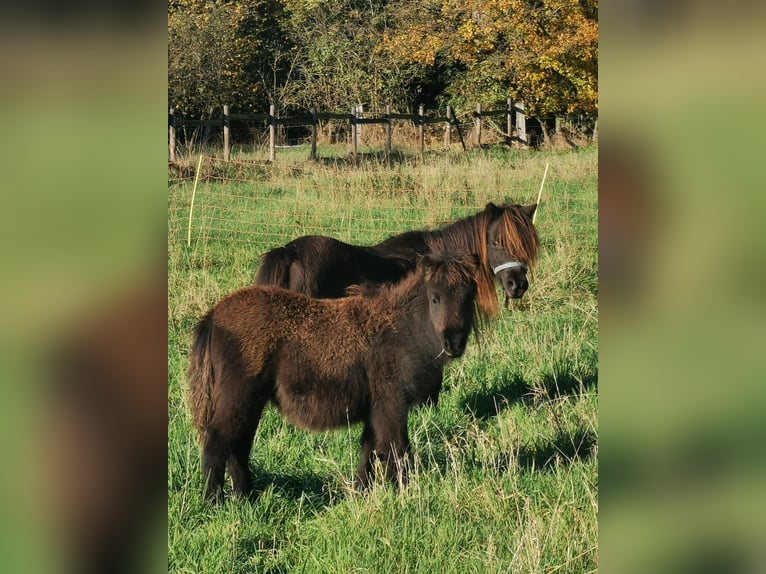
top-left (484, 202), bottom-right (502, 216)
top-left (521, 203), bottom-right (537, 219)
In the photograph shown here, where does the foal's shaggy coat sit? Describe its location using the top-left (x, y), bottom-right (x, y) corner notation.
top-left (188, 255), bottom-right (481, 499)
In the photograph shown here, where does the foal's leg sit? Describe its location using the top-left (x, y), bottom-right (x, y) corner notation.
top-left (201, 369), bottom-right (261, 500)
top-left (354, 423), bottom-right (376, 489)
top-left (369, 405), bottom-right (411, 487)
top-left (423, 377), bottom-right (442, 408)
top-left (226, 397), bottom-right (266, 498)
top-left (201, 426), bottom-right (228, 500)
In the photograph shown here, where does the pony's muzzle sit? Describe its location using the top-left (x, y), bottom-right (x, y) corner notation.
top-left (443, 332), bottom-right (468, 358)
top-left (503, 275), bottom-right (529, 299)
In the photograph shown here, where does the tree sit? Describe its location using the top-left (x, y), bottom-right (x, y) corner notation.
top-left (280, 0), bottom-right (431, 113)
top-left (383, 0), bottom-right (598, 117)
top-left (168, 0), bottom-right (293, 116)
top-left (167, 0), bottom-right (598, 125)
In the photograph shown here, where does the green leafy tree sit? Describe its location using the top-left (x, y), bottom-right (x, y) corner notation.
top-left (280, 0), bottom-right (430, 113)
top-left (168, 0), bottom-right (293, 116)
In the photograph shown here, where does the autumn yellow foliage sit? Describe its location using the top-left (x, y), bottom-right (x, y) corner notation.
top-left (169, 0), bottom-right (597, 117)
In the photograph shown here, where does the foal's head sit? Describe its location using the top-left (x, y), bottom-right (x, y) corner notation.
top-left (420, 255), bottom-right (480, 358)
top-left (484, 202), bottom-right (540, 300)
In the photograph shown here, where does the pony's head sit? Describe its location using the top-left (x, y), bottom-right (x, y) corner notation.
top-left (420, 254), bottom-right (480, 358)
top-left (484, 202), bottom-right (540, 300)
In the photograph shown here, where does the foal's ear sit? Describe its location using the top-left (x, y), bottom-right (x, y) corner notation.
top-left (521, 203), bottom-right (537, 219)
top-left (419, 254), bottom-right (450, 279)
top-left (418, 254), bottom-right (438, 272)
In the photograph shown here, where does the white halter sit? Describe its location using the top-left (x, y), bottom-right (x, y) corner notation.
top-left (492, 261), bottom-right (526, 275)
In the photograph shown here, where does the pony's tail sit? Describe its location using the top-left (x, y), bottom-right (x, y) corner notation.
top-left (254, 246), bottom-right (293, 288)
top-left (187, 312), bottom-right (215, 444)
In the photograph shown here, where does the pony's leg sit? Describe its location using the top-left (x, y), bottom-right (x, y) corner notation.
top-left (201, 427), bottom-right (228, 501)
top-left (354, 423), bottom-right (376, 489)
top-left (424, 378), bottom-right (442, 408)
top-left (201, 369), bottom-right (261, 500)
top-left (369, 406), bottom-right (411, 488)
top-left (226, 398), bottom-right (266, 498)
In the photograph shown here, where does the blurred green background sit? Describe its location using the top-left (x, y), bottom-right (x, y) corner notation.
top-left (1, 2), bottom-right (765, 572)
top-left (600, 3), bottom-right (766, 572)
top-left (0, 8), bottom-right (167, 574)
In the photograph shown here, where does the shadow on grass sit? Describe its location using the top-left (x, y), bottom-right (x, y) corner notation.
top-left (460, 373), bottom-right (528, 420)
top-left (250, 469), bottom-right (346, 510)
top-left (461, 370), bottom-right (598, 420)
top-left (516, 428), bottom-right (597, 471)
top-left (480, 428), bottom-right (597, 476)
top-left (410, 424), bottom-right (596, 479)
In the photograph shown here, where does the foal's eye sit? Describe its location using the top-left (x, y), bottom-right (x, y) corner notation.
top-left (431, 295), bottom-right (440, 305)
top-left (492, 239), bottom-right (499, 246)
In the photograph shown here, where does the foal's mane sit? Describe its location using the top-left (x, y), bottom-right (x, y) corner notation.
top-left (423, 204), bottom-right (539, 317)
top-left (345, 269), bottom-right (421, 302)
top-left (347, 255), bottom-right (485, 336)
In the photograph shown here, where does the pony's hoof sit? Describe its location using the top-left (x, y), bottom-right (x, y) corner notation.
top-left (232, 488), bottom-right (256, 502)
top-left (205, 490), bottom-right (225, 504)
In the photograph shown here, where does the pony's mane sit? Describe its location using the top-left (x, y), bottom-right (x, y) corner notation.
top-left (496, 204), bottom-right (540, 270)
top-left (421, 204), bottom-right (539, 318)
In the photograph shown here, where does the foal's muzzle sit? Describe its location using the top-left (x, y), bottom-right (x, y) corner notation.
top-left (443, 331), bottom-right (468, 358)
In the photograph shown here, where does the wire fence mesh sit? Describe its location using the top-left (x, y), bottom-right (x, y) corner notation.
top-left (168, 155), bottom-right (597, 260)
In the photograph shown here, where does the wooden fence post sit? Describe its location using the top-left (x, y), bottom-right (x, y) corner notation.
top-left (350, 105), bottom-right (358, 158)
top-left (356, 105), bottom-right (363, 150)
top-left (269, 103), bottom-right (276, 162)
top-left (475, 103), bottom-right (482, 147)
top-left (310, 107), bottom-right (317, 160)
top-left (418, 104), bottom-right (424, 158)
top-left (514, 102), bottom-right (527, 147)
top-left (453, 109), bottom-right (467, 152)
top-left (385, 104), bottom-right (392, 155)
top-left (168, 107), bottom-right (176, 163)
top-left (506, 97), bottom-right (513, 144)
top-left (223, 104), bottom-right (230, 162)
top-left (445, 105), bottom-right (452, 150)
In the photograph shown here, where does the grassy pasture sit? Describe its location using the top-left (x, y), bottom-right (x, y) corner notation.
top-left (168, 145), bottom-right (598, 573)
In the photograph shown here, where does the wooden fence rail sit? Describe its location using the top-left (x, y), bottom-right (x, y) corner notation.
top-left (168, 98), bottom-right (529, 163)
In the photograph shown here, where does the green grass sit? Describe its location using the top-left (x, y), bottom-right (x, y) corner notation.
top-left (168, 145), bottom-right (597, 573)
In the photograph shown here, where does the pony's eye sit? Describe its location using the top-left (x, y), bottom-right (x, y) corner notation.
top-left (431, 295), bottom-right (440, 305)
top-left (492, 239), bottom-right (499, 246)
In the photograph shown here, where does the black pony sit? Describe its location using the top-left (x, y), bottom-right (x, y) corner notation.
top-left (188, 255), bottom-right (483, 499)
top-left (254, 202), bottom-right (539, 317)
